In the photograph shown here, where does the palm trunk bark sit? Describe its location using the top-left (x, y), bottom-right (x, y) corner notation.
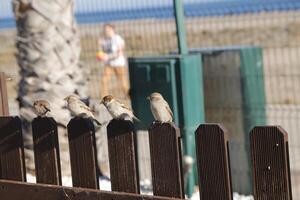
top-left (13, 0), bottom-right (88, 176)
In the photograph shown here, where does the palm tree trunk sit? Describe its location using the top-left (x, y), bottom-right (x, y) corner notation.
top-left (13, 0), bottom-right (88, 176)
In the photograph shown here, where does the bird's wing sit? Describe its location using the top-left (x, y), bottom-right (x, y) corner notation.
top-left (117, 100), bottom-right (132, 112)
top-left (117, 100), bottom-right (140, 121)
top-left (78, 101), bottom-right (94, 112)
top-left (42, 103), bottom-right (51, 112)
top-left (164, 100), bottom-right (173, 118)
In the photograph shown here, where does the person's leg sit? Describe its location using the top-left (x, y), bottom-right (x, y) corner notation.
top-left (114, 67), bottom-right (129, 96)
top-left (101, 66), bottom-right (114, 97)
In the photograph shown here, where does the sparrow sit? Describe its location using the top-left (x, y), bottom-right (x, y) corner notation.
top-left (100, 95), bottom-right (139, 121)
top-left (64, 95), bottom-right (102, 126)
top-left (33, 100), bottom-right (51, 117)
top-left (147, 92), bottom-right (173, 123)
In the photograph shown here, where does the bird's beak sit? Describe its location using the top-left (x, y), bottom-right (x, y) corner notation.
top-left (146, 96), bottom-right (150, 100)
top-left (63, 97), bottom-right (68, 101)
top-left (99, 100), bottom-right (104, 105)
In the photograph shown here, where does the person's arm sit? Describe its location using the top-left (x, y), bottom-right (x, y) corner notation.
top-left (96, 38), bottom-right (107, 61)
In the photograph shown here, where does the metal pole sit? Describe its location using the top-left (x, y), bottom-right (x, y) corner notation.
top-left (174, 0), bottom-right (197, 197)
top-left (173, 0), bottom-right (188, 55)
top-left (0, 72), bottom-right (9, 116)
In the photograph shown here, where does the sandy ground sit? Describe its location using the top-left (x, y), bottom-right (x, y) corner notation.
top-left (1, 10), bottom-right (300, 197)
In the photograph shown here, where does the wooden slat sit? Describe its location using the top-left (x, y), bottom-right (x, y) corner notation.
top-left (107, 119), bottom-right (140, 193)
top-left (0, 180), bottom-right (184, 200)
top-left (250, 126), bottom-right (292, 200)
top-left (148, 122), bottom-right (184, 198)
top-left (32, 117), bottom-right (62, 185)
top-left (0, 72), bottom-right (9, 116)
top-left (195, 124), bottom-right (232, 200)
top-left (67, 117), bottom-right (99, 189)
top-left (0, 117), bottom-right (26, 181)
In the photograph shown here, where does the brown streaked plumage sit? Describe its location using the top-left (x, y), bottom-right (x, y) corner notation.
top-left (147, 92), bottom-right (173, 122)
top-left (33, 100), bottom-right (51, 117)
top-left (64, 95), bottom-right (102, 126)
top-left (100, 95), bottom-right (139, 121)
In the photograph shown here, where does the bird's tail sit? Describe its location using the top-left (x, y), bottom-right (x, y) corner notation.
top-left (133, 115), bottom-right (140, 122)
top-left (94, 118), bottom-right (102, 127)
top-left (89, 117), bottom-right (103, 128)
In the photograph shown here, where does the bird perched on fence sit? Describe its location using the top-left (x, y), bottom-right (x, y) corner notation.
top-left (33, 100), bottom-right (51, 117)
top-left (147, 92), bottom-right (173, 123)
top-left (100, 95), bottom-right (139, 121)
top-left (64, 95), bottom-right (102, 126)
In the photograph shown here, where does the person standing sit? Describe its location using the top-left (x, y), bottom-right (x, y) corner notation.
top-left (98, 24), bottom-right (129, 97)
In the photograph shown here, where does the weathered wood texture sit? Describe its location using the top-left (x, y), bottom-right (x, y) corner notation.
top-left (195, 124), bottom-right (232, 200)
top-left (0, 180), bottom-right (184, 200)
top-left (148, 122), bottom-right (184, 198)
top-left (67, 117), bottom-right (99, 189)
top-left (0, 117), bottom-right (26, 181)
top-left (32, 117), bottom-right (62, 185)
top-left (0, 73), bottom-right (9, 116)
top-left (107, 119), bottom-right (140, 193)
top-left (250, 126), bottom-right (292, 200)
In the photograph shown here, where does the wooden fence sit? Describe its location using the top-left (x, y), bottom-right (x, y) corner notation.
top-left (0, 116), bottom-right (293, 200)
top-left (0, 73), bottom-right (293, 200)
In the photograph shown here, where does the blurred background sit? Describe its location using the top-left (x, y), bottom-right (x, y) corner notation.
top-left (1, 0), bottom-right (300, 198)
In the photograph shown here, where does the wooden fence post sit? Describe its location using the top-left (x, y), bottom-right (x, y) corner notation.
top-left (0, 117), bottom-right (26, 181)
top-left (107, 119), bottom-right (140, 193)
top-left (32, 117), bottom-right (62, 185)
top-left (0, 72), bottom-right (9, 116)
top-left (250, 126), bottom-right (292, 200)
top-left (195, 124), bottom-right (232, 200)
top-left (148, 122), bottom-right (184, 198)
top-left (67, 117), bottom-right (99, 189)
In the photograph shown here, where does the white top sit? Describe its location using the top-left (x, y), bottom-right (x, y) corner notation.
top-left (101, 34), bottom-right (126, 67)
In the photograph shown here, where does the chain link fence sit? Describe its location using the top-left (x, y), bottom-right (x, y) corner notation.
top-left (1, 0), bottom-right (300, 197)
top-left (75, 0), bottom-right (177, 101)
top-left (183, 1), bottom-right (300, 197)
